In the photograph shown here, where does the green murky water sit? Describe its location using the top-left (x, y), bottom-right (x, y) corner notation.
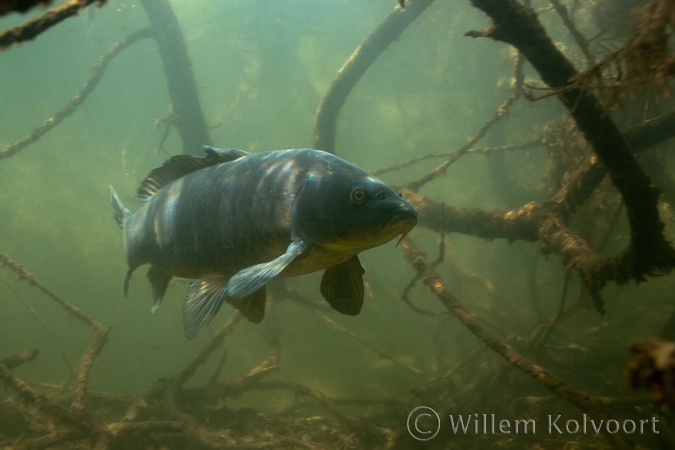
top-left (1, 1), bottom-right (674, 448)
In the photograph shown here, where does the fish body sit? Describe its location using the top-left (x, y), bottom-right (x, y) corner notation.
top-left (110, 147), bottom-right (418, 338)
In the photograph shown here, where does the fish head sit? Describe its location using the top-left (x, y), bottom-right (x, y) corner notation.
top-left (293, 155), bottom-right (418, 252)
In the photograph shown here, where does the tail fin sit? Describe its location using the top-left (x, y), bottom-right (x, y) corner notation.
top-left (109, 185), bottom-right (131, 229)
top-left (110, 186), bottom-right (134, 297)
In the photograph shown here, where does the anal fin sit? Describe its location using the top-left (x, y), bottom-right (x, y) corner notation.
top-left (183, 278), bottom-right (229, 339)
top-left (320, 254), bottom-right (365, 315)
top-left (147, 266), bottom-right (172, 312)
top-left (227, 286), bottom-right (266, 323)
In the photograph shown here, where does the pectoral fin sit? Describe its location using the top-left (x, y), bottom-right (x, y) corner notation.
top-left (226, 237), bottom-right (307, 299)
top-left (320, 255), bottom-right (365, 315)
top-left (183, 278), bottom-right (229, 339)
top-left (227, 286), bottom-right (266, 323)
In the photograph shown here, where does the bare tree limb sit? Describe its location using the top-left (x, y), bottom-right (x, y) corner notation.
top-left (0, 28), bottom-right (153, 162)
top-left (401, 236), bottom-right (634, 449)
top-left (140, 0), bottom-right (212, 155)
top-left (0, 0), bottom-right (105, 50)
top-left (313, 0), bottom-right (436, 154)
top-left (466, 0), bottom-right (675, 284)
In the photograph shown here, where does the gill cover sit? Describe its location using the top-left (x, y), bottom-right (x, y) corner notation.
top-left (293, 171), bottom-right (368, 316)
top-left (293, 156), bottom-right (378, 248)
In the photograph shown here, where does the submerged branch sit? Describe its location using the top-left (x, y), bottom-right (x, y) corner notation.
top-left (630, 338), bottom-right (675, 406)
top-left (71, 323), bottom-right (110, 412)
top-left (400, 186), bottom-right (540, 242)
top-left (0, 347), bottom-right (38, 370)
top-left (401, 236), bottom-right (634, 449)
top-left (558, 109), bottom-right (675, 215)
top-left (0, 251), bottom-right (110, 416)
top-left (466, 0), bottom-right (675, 284)
top-left (549, 0), bottom-right (591, 60)
top-left (0, 274), bottom-right (74, 376)
top-left (371, 141), bottom-right (542, 176)
top-left (313, 0), bottom-right (436, 154)
top-left (172, 313), bottom-right (241, 388)
top-left (315, 312), bottom-right (424, 375)
top-left (624, 109), bottom-right (675, 151)
top-left (399, 113), bottom-right (675, 295)
top-left (0, 0), bottom-right (105, 50)
top-left (140, 0), bottom-right (212, 155)
top-left (0, 28), bottom-right (154, 162)
top-left (0, 251), bottom-right (103, 328)
top-left (0, 362), bottom-right (87, 430)
top-left (396, 107), bottom-right (675, 242)
top-left (407, 93), bottom-right (519, 191)
top-left (0, 0), bottom-right (53, 16)
top-left (123, 314), bottom-right (241, 424)
top-left (188, 377), bottom-right (392, 443)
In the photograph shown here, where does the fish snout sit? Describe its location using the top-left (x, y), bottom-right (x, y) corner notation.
top-left (399, 201), bottom-right (419, 221)
top-left (384, 201), bottom-right (418, 233)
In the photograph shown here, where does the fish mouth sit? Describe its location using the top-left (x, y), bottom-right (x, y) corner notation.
top-left (383, 202), bottom-right (419, 233)
top-left (383, 214), bottom-right (418, 247)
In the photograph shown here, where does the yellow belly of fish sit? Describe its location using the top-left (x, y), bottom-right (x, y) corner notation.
top-left (277, 247), bottom-right (356, 278)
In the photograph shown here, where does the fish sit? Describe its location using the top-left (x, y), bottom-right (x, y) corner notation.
top-left (109, 146), bottom-right (418, 339)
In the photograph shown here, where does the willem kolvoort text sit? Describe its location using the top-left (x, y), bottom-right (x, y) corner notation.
top-left (448, 414), bottom-right (659, 435)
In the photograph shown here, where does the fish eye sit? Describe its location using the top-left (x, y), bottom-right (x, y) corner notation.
top-left (350, 187), bottom-right (367, 205)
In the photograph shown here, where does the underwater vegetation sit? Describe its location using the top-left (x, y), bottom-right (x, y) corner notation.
top-left (2, 0), bottom-right (675, 449)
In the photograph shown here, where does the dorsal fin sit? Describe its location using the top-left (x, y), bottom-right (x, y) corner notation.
top-left (135, 146), bottom-right (250, 201)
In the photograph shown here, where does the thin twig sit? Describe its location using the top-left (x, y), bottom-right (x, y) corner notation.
top-left (401, 205), bottom-right (448, 316)
top-left (313, 0), bottom-right (436, 153)
top-left (124, 313), bottom-right (242, 423)
top-left (549, 0), bottom-right (591, 60)
top-left (200, 377), bottom-right (395, 445)
top-left (206, 349), bottom-right (228, 386)
top-left (314, 312), bottom-right (424, 375)
top-left (172, 313), bottom-right (241, 387)
top-left (0, 274), bottom-right (74, 377)
top-left (0, 28), bottom-right (153, 161)
top-left (531, 268), bottom-right (572, 351)
top-left (423, 355), bottom-right (498, 388)
top-left (0, 251), bottom-right (110, 414)
top-left (0, 251), bottom-right (100, 327)
top-left (372, 141), bottom-right (542, 176)
top-left (406, 93), bottom-right (520, 191)
top-left (401, 235), bottom-right (633, 448)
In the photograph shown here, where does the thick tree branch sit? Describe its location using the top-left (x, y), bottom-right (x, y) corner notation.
top-left (0, 0), bottom-right (52, 16)
top-left (313, 0), bottom-right (436, 154)
top-left (140, 0), bottom-right (212, 155)
top-left (0, 0), bottom-right (104, 50)
top-left (466, 0), bottom-right (675, 282)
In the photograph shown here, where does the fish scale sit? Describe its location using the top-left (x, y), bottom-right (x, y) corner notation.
top-left (110, 147), bottom-right (418, 338)
top-left (198, 159), bottom-right (284, 271)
